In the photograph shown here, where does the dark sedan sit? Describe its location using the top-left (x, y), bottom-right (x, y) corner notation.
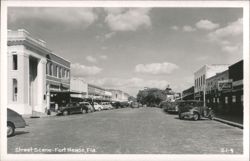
top-left (7, 108), bottom-right (27, 137)
top-left (58, 102), bottom-right (88, 116)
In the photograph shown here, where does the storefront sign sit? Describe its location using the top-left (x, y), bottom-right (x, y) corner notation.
top-left (218, 80), bottom-right (233, 91)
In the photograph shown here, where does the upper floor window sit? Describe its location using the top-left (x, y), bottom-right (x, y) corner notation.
top-left (50, 64), bottom-right (53, 76)
top-left (56, 66), bottom-right (59, 78)
top-left (225, 97), bottom-right (228, 104)
top-left (13, 54), bottom-right (18, 70)
top-left (13, 79), bottom-right (18, 102)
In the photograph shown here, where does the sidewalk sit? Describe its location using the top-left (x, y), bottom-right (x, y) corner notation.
top-left (22, 111), bottom-right (57, 119)
top-left (213, 113), bottom-right (243, 129)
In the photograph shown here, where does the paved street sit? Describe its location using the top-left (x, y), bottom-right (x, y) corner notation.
top-left (8, 107), bottom-right (243, 154)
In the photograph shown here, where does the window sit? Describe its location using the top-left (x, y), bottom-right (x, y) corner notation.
top-left (50, 64), bottom-right (53, 76)
top-left (46, 63), bottom-right (49, 74)
top-left (213, 98), bottom-right (215, 103)
top-left (56, 66), bottom-right (59, 78)
top-left (225, 97), bottom-right (228, 104)
top-left (232, 96), bottom-right (236, 103)
top-left (67, 71), bottom-right (70, 78)
top-left (207, 99), bottom-right (210, 103)
top-left (59, 68), bottom-right (62, 78)
top-left (13, 79), bottom-right (18, 102)
top-left (203, 75), bottom-right (205, 85)
top-left (13, 54), bottom-right (18, 70)
top-left (217, 98), bottom-right (220, 103)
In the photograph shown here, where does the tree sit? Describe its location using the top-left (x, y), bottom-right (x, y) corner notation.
top-left (136, 88), bottom-right (166, 106)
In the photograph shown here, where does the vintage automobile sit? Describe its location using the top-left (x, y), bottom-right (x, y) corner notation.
top-left (58, 102), bottom-right (88, 116)
top-left (7, 108), bottom-right (27, 137)
top-left (131, 101), bottom-right (139, 108)
top-left (93, 102), bottom-right (104, 111)
top-left (167, 100), bottom-right (180, 113)
top-left (79, 102), bottom-right (94, 113)
top-left (178, 100), bottom-right (214, 121)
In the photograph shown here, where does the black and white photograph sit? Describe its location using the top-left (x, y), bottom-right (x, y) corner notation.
top-left (0, 0), bottom-right (249, 161)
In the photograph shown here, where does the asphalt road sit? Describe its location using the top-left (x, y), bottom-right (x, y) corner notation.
top-left (8, 107), bottom-right (243, 154)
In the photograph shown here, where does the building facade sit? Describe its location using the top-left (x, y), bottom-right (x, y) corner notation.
top-left (205, 60), bottom-right (243, 115)
top-left (8, 29), bottom-right (70, 115)
top-left (194, 64), bottom-right (229, 102)
top-left (108, 89), bottom-right (129, 102)
top-left (182, 86), bottom-right (194, 100)
top-left (70, 77), bottom-right (88, 99)
top-left (88, 84), bottom-right (105, 100)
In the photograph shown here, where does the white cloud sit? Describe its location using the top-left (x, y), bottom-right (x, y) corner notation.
top-left (208, 18), bottom-right (242, 42)
top-left (87, 77), bottom-right (169, 96)
top-left (171, 26), bottom-right (179, 31)
top-left (195, 19), bottom-right (220, 30)
top-left (99, 55), bottom-right (108, 59)
top-left (71, 63), bottom-right (102, 77)
top-left (9, 8), bottom-right (98, 28)
top-left (222, 45), bottom-right (242, 54)
top-left (207, 18), bottom-right (243, 54)
top-left (104, 8), bottom-right (152, 31)
top-left (86, 56), bottom-right (97, 63)
top-left (182, 25), bottom-right (196, 32)
top-left (135, 62), bottom-right (179, 75)
top-left (104, 32), bottom-right (116, 39)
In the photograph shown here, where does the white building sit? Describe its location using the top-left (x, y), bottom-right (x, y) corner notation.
top-left (70, 77), bottom-right (88, 99)
top-left (194, 64), bottom-right (229, 101)
top-left (8, 29), bottom-right (70, 115)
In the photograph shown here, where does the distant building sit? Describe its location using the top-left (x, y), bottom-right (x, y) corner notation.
top-left (182, 86), bottom-right (194, 100)
top-left (194, 64), bottom-right (229, 101)
top-left (108, 89), bottom-right (129, 102)
top-left (70, 77), bottom-right (88, 99)
top-left (87, 84), bottom-right (105, 100)
top-left (8, 29), bottom-right (70, 115)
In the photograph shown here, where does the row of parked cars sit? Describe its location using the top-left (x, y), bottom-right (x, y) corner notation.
top-left (57, 101), bottom-right (133, 116)
top-left (159, 100), bottom-right (215, 121)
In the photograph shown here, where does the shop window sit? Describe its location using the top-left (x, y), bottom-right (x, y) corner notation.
top-left (225, 97), bottom-right (228, 104)
top-left (232, 96), bottom-right (236, 103)
top-left (207, 99), bottom-right (210, 103)
top-left (13, 79), bottom-right (18, 102)
top-left (217, 98), bottom-right (219, 103)
top-left (13, 54), bottom-right (18, 70)
top-left (213, 98), bottom-right (215, 103)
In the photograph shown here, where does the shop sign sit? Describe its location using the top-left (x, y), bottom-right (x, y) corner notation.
top-left (218, 80), bottom-right (233, 91)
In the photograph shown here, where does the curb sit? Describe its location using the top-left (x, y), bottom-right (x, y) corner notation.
top-left (213, 117), bottom-right (243, 129)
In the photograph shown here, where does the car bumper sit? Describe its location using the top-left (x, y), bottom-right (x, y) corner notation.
top-left (180, 112), bottom-right (194, 118)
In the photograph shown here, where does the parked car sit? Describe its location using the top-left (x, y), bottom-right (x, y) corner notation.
top-left (93, 102), bottom-right (104, 111)
top-left (178, 100), bottom-right (214, 121)
top-left (58, 102), bottom-right (87, 116)
top-left (79, 102), bottom-right (94, 113)
top-left (159, 101), bottom-right (171, 111)
top-left (111, 101), bottom-right (121, 109)
top-left (120, 101), bottom-right (129, 108)
top-left (131, 102), bottom-right (139, 108)
top-left (7, 108), bottom-right (27, 137)
top-left (100, 102), bottom-right (110, 110)
top-left (166, 101), bottom-right (180, 113)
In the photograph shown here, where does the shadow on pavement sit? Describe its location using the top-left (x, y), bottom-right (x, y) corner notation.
top-left (174, 117), bottom-right (211, 121)
top-left (14, 131), bottom-right (30, 136)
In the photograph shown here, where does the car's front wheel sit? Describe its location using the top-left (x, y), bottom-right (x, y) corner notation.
top-left (7, 122), bottom-right (15, 137)
top-left (179, 113), bottom-right (183, 120)
top-left (63, 110), bottom-right (69, 116)
top-left (193, 112), bottom-right (200, 121)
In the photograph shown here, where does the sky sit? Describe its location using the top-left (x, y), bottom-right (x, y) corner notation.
top-left (8, 7), bottom-right (243, 96)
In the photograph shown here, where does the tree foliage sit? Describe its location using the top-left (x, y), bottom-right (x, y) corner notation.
top-left (136, 88), bottom-right (167, 106)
